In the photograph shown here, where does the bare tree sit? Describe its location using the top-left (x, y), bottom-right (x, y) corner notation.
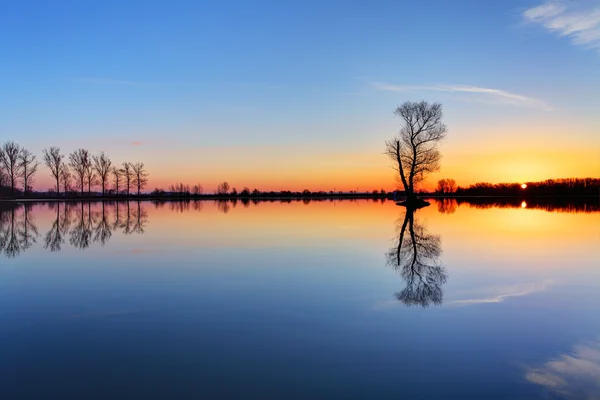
top-left (59, 163), bottom-right (72, 194)
top-left (385, 101), bottom-right (447, 203)
top-left (111, 166), bottom-right (123, 195)
top-left (192, 183), bottom-right (203, 195)
top-left (215, 181), bottom-right (230, 195)
top-left (131, 162), bottom-right (148, 196)
top-left (43, 147), bottom-right (64, 195)
top-left (18, 148), bottom-right (40, 194)
top-left (84, 157), bottom-right (97, 195)
top-left (436, 178), bottom-right (457, 194)
top-left (93, 152), bottom-right (112, 196)
top-left (0, 141), bottom-right (23, 196)
top-left (69, 148), bottom-right (90, 195)
top-left (122, 162), bottom-right (134, 196)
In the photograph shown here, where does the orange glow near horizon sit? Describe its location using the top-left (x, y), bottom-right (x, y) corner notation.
top-left (29, 138), bottom-right (600, 193)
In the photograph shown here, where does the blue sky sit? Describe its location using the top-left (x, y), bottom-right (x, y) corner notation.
top-left (1, 0), bottom-right (598, 190)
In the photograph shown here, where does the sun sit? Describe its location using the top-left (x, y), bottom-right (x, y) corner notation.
top-left (521, 183), bottom-right (527, 189)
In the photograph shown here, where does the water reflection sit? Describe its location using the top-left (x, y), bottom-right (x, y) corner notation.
top-left (526, 338), bottom-right (600, 399)
top-left (40, 202), bottom-right (147, 252)
top-left (0, 204), bottom-right (39, 258)
top-left (386, 208), bottom-right (447, 307)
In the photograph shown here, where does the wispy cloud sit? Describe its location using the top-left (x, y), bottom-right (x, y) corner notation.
top-left (372, 82), bottom-right (552, 111)
top-left (131, 141), bottom-right (143, 146)
top-left (70, 77), bottom-right (151, 86)
top-left (448, 279), bottom-right (553, 306)
top-left (523, 1), bottom-right (600, 52)
top-left (526, 338), bottom-right (600, 398)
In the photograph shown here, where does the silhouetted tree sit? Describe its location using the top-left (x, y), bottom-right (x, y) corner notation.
top-left (111, 166), bottom-right (123, 195)
top-left (43, 147), bottom-right (64, 195)
top-left (84, 158), bottom-right (98, 195)
top-left (59, 162), bottom-right (72, 194)
top-left (93, 152), bottom-right (112, 196)
top-left (69, 148), bottom-right (90, 195)
top-left (132, 162), bottom-right (148, 196)
top-left (17, 148), bottom-right (40, 194)
top-left (436, 178), bottom-right (456, 194)
top-left (122, 162), bottom-right (134, 196)
top-left (0, 141), bottom-right (23, 196)
top-left (215, 181), bottom-right (230, 195)
top-left (385, 101), bottom-right (447, 203)
top-left (192, 184), bottom-right (203, 195)
top-left (386, 208), bottom-right (447, 307)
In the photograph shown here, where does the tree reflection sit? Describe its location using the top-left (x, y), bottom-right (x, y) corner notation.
top-left (437, 198), bottom-right (457, 214)
top-left (386, 208), bottom-right (447, 307)
top-left (44, 203), bottom-right (71, 252)
top-left (93, 202), bottom-right (112, 245)
top-left (70, 202), bottom-right (94, 249)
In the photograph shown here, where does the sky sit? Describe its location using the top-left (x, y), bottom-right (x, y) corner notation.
top-left (1, 0), bottom-right (599, 192)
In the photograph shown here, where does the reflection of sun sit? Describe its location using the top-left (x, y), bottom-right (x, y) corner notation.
top-left (521, 183), bottom-right (527, 189)
top-left (521, 201), bottom-right (527, 208)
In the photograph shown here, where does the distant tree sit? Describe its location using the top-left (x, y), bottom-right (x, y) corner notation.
top-left (122, 162), bottom-right (134, 196)
top-left (93, 152), bottom-right (112, 196)
top-left (252, 188), bottom-right (260, 197)
top-left (231, 187), bottom-right (238, 197)
top-left (84, 158), bottom-right (98, 195)
top-left (43, 147), bottom-right (64, 195)
top-left (192, 183), bottom-right (203, 195)
top-left (385, 101), bottom-right (447, 203)
top-left (18, 148), bottom-right (40, 194)
top-left (111, 166), bottom-right (123, 195)
top-left (437, 179), bottom-right (456, 194)
top-left (131, 162), bottom-right (148, 196)
top-left (69, 148), bottom-right (90, 195)
top-left (0, 141), bottom-right (23, 196)
top-left (215, 181), bottom-right (230, 195)
top-left (59, 163), bottom-right (72, 194)
top-left (240, 187), bottom-right (250, 197)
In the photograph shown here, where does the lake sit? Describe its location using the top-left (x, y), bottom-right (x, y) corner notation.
top-left (1, 199), bottom-right (599, 399)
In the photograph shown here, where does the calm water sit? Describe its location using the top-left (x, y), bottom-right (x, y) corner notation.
top-left (0, 199), bottom-right (599, 399)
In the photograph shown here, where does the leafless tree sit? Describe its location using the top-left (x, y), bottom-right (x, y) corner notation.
top-left (59, 163), bottom-right (72, 194)
top-left (0, 141), bottom-right (23, 196)
top-left (215, 181), bottom-right (230, 195)
top-left (385, 101), bottom-right (447, 203)
top-left (69, 148), bottom-right (90, 195)
top-left (122, 162), bottom-right (134, 196)
top-left (436, 178), bottom-right (456, 194)
top-left (85, 159), bottom-right (98, 195)
top-left (17, 148), bottom-right (40, 194)
top-left (192, 183), bottom-right (203, 195)
top-left (93, 152), bottom-right (112, 196)
top-left (386, 208), bottom-right (447, 307)
top-left (111, 166), bottom-right (123, 195)
top-left (43, 147), bottom-right (64, 195)
top-left (131, 162), bottom-right (148, 196)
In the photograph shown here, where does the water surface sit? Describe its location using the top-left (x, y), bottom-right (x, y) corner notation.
top-left (1, 199), bottom-right (599, 399)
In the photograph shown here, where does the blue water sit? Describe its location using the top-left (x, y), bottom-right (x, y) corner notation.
top-left (0, 200), bottom-right (598, 399)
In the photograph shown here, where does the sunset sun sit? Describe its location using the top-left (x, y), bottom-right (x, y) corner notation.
top-left (521, 183), bottom-right (527, 189)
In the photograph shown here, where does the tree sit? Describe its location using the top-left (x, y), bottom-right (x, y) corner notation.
top-left (18, 148), bottom-right (40, 194)
top-left (93, 152), bottom-right (112, 196)
top-left (59, 163), bottom-right (72, 194)
top-left (215, 181), bottom-right (230, 195)
top-left (436, 178), bottom-right (456, 194)
top-left (122, 162), bottom-right (134, 196)
top-left (0, 141), bottom-right (23, 196)
top-left (69, 148), bottom-right (90, 195)
top-left (84, 158), bottom-right (98, 195)
top-left (43, 147), bottom-right (64, 195)
top-left (385, 101), bottom-right (447, 203)
top-left (111, 166), bottom-right (123, 195)
top-left (192, 183), bottom-right (203, 195)
top-left (131, 162), bottom-right (148, 196)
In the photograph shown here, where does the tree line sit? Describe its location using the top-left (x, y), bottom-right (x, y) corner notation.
top-left (454, 178), bottom-right (599, 197)
top-left (0, 141), bottom-right (148, 197)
